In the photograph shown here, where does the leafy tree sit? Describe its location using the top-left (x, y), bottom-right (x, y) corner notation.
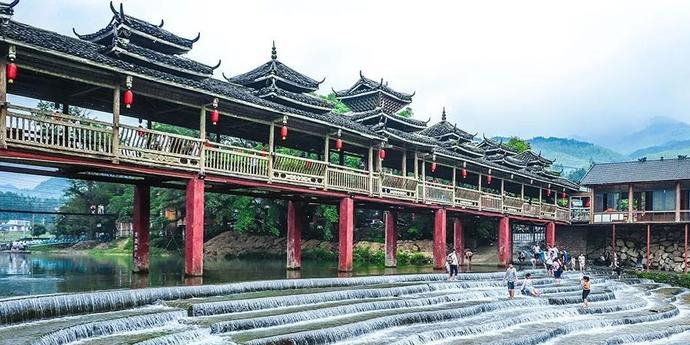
top-left (398, 107), bottom-right (414, 118)
top-left (504, 137), bottom-right (531, 153)
top-left (32, 224), bottom-right (47, 237)
top-left (322, 93), bottom-right (350, 114)
top-left (566, 168), bottom-right (587, 182)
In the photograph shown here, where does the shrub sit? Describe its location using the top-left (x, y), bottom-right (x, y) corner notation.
top-left (635, 271), bottom-right (690, 288)
top-left (302, 247), bottom-right (338, 261)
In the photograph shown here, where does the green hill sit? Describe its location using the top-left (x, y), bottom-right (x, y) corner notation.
top-left (527, 137), bottom-right (626, 171)
top-left (627, 139), bottom-right (690, 160)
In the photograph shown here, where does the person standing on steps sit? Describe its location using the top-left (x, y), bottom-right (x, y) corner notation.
top-left (446, 250), bottom-right (459, 280)
top-left (464, 248), bottom-right (474, 265)
top-left (503, 263), bottom-right (518, 299)
top-left (578, 253), bottom-right (586, 272)
top-left (581, 275), bottom-right (591, 308)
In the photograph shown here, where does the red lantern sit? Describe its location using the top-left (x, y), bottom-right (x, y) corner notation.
top-left (280, 125), bottom-right (288, 140)
top-left (123, 89), bottom-right (134, 108)
top-left (461, 168), bottom-right (468, 179)
top-left (335, 138), bottom-right (343, 151)
top-left (210, 109), bottom-right (219, 126)
top-left (561, 192), bottom-right (567, 199)
top-left (378, 149), bottom-right (386, 160)
top-left (547, 190), bottom-right (552, 197)
top-left (486, 175), bottom-right (492, 184)
top-left (6, 62), bottom-right (17, 84)
top-left (430, 162), bottom-right (437, 173)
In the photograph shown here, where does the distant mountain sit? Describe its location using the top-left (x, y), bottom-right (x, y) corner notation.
top-left (627, 139), bottom-right (690, 160)
top-left (527, 137), bottom-right (625, 171)
top-left (0, 177), bottom-right (68, 199)
top-left (604, 117), bottom-right (690, 154)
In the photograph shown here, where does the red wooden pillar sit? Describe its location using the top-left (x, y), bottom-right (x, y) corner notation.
top-left (185, 178), bottom-right (205, 277)
top-left (286, 201), bottom-right (302, 270)
top-left (338, 197), bottom-right (355, 272)
top-left (132, 185), bottom-right (150, 274)
top-left (545, 222), bottom-right (555, 247)
top-left (453, 218), bottom-right (464, 265)
top-left (646, 224), bottom-right (651, 271)
top-left (433, 209), bottom-right (447, 270)
top-left (683, 224), bottom-right (688, 273)
top-left (498, 216), bottom-right (511, 266)
top-left (384, 210), bottom-right (397, 267)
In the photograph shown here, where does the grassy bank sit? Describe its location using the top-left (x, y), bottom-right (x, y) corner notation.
top-left (634, 271), bottom-right (690, 288)
top-left (222, 246), bottom-right (432, 266)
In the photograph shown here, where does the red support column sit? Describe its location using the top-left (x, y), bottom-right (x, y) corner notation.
top-left (338, 198), bottom-right (354, 272)
top-left (683, 224), bottom-right (688, 273)
top-left (497, 217), bottom-right (511, 266)
top-left (132, 185), bottom-right (150, 274)
top-left (646, 224), bottom-right (651, 271)
top-left (286, 201), bottom-right (302, 270)
top-left (545, 222), bottom-right (555, 247)
top-left (453, 218), bottom-right (464, 265)
top-left (384, 210), bottom-right (397, 267)
top-left (185, 178), bottom-right (205, 277)
top-left (612, 224), bottom-right (616, 255)
top-left (433, 209), bottom-right (447, 270)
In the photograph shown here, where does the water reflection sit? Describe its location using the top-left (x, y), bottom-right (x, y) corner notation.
top-left (0, 253), bottom-right (504, 298)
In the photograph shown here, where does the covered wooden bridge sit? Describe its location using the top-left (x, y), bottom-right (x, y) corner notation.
top-left (0, 1), bottom-right (578, 276)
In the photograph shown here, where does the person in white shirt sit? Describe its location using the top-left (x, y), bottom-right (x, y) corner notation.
top-left (578, 254), bottom-right (586, 272)
top-left (503, 264), bottom-right (518, 299)
top-left (446, 250), bottom-right (459, 280)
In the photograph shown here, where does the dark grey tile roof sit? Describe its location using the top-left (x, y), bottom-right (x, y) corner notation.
top-left (512, 150), bottom-right (553, 165)
top-left (106, 41), bottom-right (216, 77)
top-left (418, 120), bottom-right (474, 141)
top-left (348, 109), bottom-right (428, 128)
top-left (384, 128), bottom-right (439, 146)
top-left (123, 15), bottom-right (196, 49)
top-left (254, 86), bottom-right (334, 111)
top-left (1, 20), bottom-right (377, 137)
top-left (227, 60), bottom-right (322, 92)
top-left (335, 72), bottom-right (414, 102)
top-left (581, 158), bottom-right (690, 185)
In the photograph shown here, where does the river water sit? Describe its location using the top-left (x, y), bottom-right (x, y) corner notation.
top-left (1, 253), bottom-right (689, 344)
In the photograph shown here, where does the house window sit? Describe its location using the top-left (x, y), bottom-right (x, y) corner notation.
top-left (652, 189), bottom-right (675, 211)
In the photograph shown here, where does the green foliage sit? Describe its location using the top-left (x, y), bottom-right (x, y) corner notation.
top-left (528, 136), bottom-right (625, 172)
top-left (0, 191), bottom-right (62, 223)
top-left (566, 168), bottom-right (587, 182)
top-left (322, 93), bottom-right (351, 114)
top-left (504, 137), bottom-right (531, 153)
top-left (397, 107), bottom-right (414, 118)
top-left (635, 271), bottom-right (690, 288)
top-left (353, 246), bottom-right (385, 265)
top-left (153, 122), bottom-right (199, 137)
top-left (397, 251), bottom-right (433, 265)
top-left (36, 100), bottom-right (90, 118)
top-left (312, 205), bottom-right (338, 241)
top-left (31, 224), bottom-right (47, 237)
top-left (54, 181), bottom-right (129, 239)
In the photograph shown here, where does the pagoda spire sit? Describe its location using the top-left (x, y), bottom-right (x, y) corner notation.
top-left (441, 107), bottom-right (447, 121)
top-left (271, 41), bottom-right (277, 60)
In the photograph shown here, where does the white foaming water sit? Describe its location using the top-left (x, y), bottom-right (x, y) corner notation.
top-left (1, 270), bottom-right (687, 345)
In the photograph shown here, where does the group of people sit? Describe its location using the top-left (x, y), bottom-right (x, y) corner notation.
top-left (444, 248), bottom-right (475, 279)
top-left (503, 263), bottom-right (592, 307)
top-left (522, 243), bottom-right (587, 274)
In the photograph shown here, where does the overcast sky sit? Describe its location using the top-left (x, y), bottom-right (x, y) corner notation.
top-left (11, 1), bottom-right (690, 141)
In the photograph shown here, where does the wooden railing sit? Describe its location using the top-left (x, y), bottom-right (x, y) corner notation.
top-left (205, 143), bottom-right (269, 180)
top-left (1, 105), bottom-right (586, 223)
top-left (380, 173), bottom-right (418, 200)
top-left (571, 207), bottom-right (590, 223)
top-left (424, 181), bottom-right (454, 205)
top-left (633, 210), bottom-right (676, 223)
top-left (522, 203), bottom-right (541, 218)
top-left (481, 194), bottom-right (502, 211)
top-left (592, 211), bottom-right (627, 223)
top-left (119, 124), bottom-right (202, 170)
top-left (327, 165), bottom-right (371, 194)
top-left (272, 153), bottom-right (327, 187)
top-left (503, 195), bottom-right (524, 215)
top-left (5, 105), bottom-right (113, 157)
top-left (455, 187), bottom-right (481, 209)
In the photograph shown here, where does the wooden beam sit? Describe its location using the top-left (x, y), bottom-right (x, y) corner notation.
top-left (112, 85), bottom-right (120, 163)
top-left (628, 184), bottom-right (634, 223)
top-left (676, 181), bottom-right (681, 222)
top-left (0, 55), bottom-right (6, 149)
top-left (70, 86), bottom-right (102, 98)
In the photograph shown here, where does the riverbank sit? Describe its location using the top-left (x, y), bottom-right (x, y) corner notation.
top-left (635, 270), bottom-right (690, 288)
top-left (33, 238), bottom-right (173, 257)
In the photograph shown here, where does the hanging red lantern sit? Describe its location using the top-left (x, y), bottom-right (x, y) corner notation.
top-left (561, 192), bottom-right (567, 199)
top-left (123, 89), bottom-right (133, 108)
top-left (6, 62), bottom-right (17, 84)
top-left (547, 190), bottom-right (552, 197)
top-left (280, 125), bottom-right (288, 140)
top-left (430, 162), bottom-right (437, 173)
top-left (486, 175), bottom-right (492, 184)
top-left (461, 168), bottom-right (468, 179)
top-left (378, 149), bottom-right (386, 160)
top-left (335, 138), bottom-right (343, 151)
top-left (210, 109), bottom-right (219, 126)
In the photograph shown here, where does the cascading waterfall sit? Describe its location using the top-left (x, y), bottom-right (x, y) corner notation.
top-left (1, 270), bottom-right (688, 345)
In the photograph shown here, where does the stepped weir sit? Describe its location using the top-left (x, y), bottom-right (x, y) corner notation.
top-left (0, 271), bottom-right (689, 345)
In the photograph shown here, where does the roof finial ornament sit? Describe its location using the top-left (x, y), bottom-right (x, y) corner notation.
top-left (271, 40), bottom-right (277, 60)
top-left (190, 32), bottom-right (201, 43)
top-left (211, 59), bottom-right (222, 70)
top-left (72, 28), bottom-right (84, 39)
top-left (158, 19), bottom-right (164, 28)
top-left (441, 107), bottom-right (447, 121)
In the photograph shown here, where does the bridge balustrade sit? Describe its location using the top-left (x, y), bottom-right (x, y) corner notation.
top-left (455, 187), bottom-right (481, 209)
top-left (380, 173), bottom-right (418, 201)
top-left (480, 194), bottom-right (502, 211)
top-left (272, 153), bottom-right (327, 187)
top-left (118, 124), bottom-right (202, 170)
top-left (204, 142), bottom-right (269, 180)
top-left (502, 195), bottom-right (524, 215)
top-left (522, 203), bottom-right (541, 217)
top-left (424, 181), bottom-right (454, 205)
top-left (326, 164), bottom-right (372, 194)
top-left (6, 105), bottom-right (113, 157)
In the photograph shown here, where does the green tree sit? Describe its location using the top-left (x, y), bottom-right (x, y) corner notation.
top-left (398, 107), bottom-right (414, 118)
top-left (566, 168), bottom-right (587, 182)
top-left (322, 93), bottom-right (350, 114)
top-left (32, 224), bottom-right (47, 237)
top-left (505, 137), bottom-right (531, 153)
